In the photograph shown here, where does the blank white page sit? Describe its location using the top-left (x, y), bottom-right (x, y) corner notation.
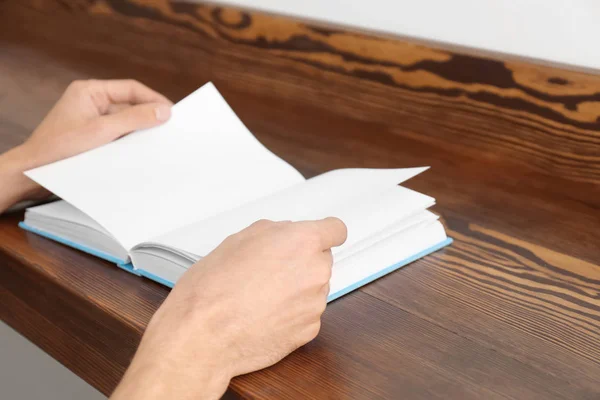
top-left (26, 200), bottom-right (112, 237)
top-left (141, 167), bottom-right (429, 258)
top-left (329, 219), bottom-right (447, 297)
top-left (25, 83), bottom-right (305, 250)
top-left (334, 210), bottom-right (439, 262)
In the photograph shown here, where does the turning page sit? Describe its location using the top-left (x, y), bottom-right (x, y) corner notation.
top-left (25, 83), bottom-right (305, 250)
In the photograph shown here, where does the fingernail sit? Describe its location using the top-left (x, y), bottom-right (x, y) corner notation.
top-left (155, 104), bottom-right (171, 122)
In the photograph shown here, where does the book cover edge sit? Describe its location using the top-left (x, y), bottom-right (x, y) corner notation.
top-left (19, 221), bottom-right (129, 266)
top-left (326, 237), bottom-right (454, 302)
top-left (19, 221), bottom-right (453, 298)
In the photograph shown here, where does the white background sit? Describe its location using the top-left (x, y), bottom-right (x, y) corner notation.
top-left (216, 0), bottom-right (600, 70)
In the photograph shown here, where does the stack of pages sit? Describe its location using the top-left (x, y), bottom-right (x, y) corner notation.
top-left (20, 83), bottom-right (452, 301)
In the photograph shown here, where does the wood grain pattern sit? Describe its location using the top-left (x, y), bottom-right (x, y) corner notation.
top-left (0, 0), bottom-right (599, 399)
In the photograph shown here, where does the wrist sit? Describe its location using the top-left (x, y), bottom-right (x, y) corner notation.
top-left (111, 307), bottom-right (233, 400)
top-left (112, 351), bottom-right (231, 400)
top-left (0, 145), bottom-right (46, 213)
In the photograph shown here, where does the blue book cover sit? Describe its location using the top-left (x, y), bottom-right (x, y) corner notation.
top-left (19, 221), bottom-right (452, 302)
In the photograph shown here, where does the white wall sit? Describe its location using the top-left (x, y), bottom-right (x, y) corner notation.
top-left (215, 0), bottom-right (600, 71)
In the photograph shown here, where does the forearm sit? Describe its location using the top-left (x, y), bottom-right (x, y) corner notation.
top-left (0, 145), bottom-right (44, 214)
top-left (110, 307), bottom-right (232, 400)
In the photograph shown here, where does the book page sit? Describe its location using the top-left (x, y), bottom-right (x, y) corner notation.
top-left (25, 200), bottom-right (112, 237)
top-left (25, 83), bottom-right (305, 250)
top-left (139, 167), bottom-right (430, 258)
top-left (329, 220), bottom-right (447, 298)
top-left (334, 210), bottom-right (439, 262)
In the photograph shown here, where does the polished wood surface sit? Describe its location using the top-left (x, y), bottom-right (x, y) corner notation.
top-left (1, 1), bottom-right (599, 398)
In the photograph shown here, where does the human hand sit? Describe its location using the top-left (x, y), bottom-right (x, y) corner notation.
top-left (0, 79), bottom-right (172, 212)
top-left (22, 79), bottom-right (172, 167)
top-left (111, 218), bottom-right (348, 400)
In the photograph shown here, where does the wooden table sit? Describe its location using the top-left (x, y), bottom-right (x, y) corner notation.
top-left (1, 1), bottom-right (599, 398)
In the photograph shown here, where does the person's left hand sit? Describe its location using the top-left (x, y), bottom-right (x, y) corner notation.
top-left (0, 79), bottom-right (172, 212)
top-left (22, 79), bottom-right (173, 168)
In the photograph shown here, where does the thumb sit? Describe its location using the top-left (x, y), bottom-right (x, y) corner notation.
top-left (91, 102), bottom-right (172, 141)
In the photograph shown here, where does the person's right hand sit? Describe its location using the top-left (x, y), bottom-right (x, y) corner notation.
top-left (111, 218), bottom-right (347, 400)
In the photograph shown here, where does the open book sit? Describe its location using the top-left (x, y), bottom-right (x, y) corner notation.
top-left (20, 83), bottom-right (452, 302)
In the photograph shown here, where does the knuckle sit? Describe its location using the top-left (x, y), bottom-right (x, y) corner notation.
top-left (67, 80), bottom-right (87, 93)
top-left (68, 79), bottom-right (97, 93)
top-left (223, 231), bottom-right (241, 244)
top-left (316, 296), bottom-right (327, 314)
top-left (245, 219), bottom-right (276, 234)
top-left (124, 79), bottom-right (143, 91)
top-left (323, 249), bottom-right (334, 267)
top-left (324, 266), bottom-right (332, 281)
top-left (296, 322), bottom-right (321, 346)
top-left (251, 219), bottom-right (273, 228)
top-left (321, 283), bottom-right (331, 299)
top-left (311, 255), bottom-right (332, 283)
top-left (307, 321), bottom-right (322, 341)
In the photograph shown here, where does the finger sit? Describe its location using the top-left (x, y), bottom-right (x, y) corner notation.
top-left (90, 102), bottom-right (171, 142)
top-left (299, 217), bottom-right (347, 250)
top-left (101, 79), bottom-right (173, 106)
top-left (241, 219), bottom-right (277, 236)
top-left (319, 251), bottom-right (333, 283)
top-left (298, 321), bottom-right (322, 345)
top-left (322, 249), bottom-right (334, 268)
top-left (317, 217), bottom-right (348, 249)
top-left (106, 103), bottom-right (129, 115)
top-left (320, 282), bottom-right (331, 300)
